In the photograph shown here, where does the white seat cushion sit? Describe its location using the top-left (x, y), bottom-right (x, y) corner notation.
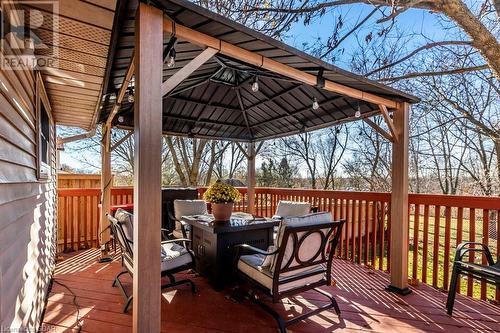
top-left (160, 242), bottom-right (192, 271)
top-left (274, 201), bottom-right (311, 218)
top-left (238, 254), bottom-right (325, 294)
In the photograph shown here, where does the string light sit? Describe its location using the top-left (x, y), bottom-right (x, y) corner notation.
top-left (251, 76), bottom-right (259, 92)
top-left (166, 48), bottom-right (176, 68)
top-left (355, 102), bottom-right (361, 118)
top-left (312, 97), bottom-right (319, 110)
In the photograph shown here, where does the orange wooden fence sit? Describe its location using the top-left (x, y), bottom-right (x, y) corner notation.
top-left (57, 186), bottom-right (499, 302)
top-left (57, 187), bottom-right (133, 253)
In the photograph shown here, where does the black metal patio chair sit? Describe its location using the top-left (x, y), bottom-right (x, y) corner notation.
top-left (108, 209), bottom-right (196, 312)
top-left (446, 241), bottom-right (500, 315)
top-left (234, 212), bottom-right (345, 333)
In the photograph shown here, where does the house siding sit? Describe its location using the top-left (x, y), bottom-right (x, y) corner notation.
top-left (0, 66), bottom-right (57, 332)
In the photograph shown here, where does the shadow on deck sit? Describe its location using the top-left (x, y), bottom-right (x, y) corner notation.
top-left (41, 248), bottom-right (500, 332)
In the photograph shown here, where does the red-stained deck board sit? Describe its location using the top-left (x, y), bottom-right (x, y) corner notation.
top-left (41, 249), bottom-right (500, 333)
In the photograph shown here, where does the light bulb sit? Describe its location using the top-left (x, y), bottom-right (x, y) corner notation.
top-left (117, 116), bottom-right (124, 123)
top-left (166, 55), bottom-right (175, 68)
top-left (166, 48), bottom-right (176, 68)
top-left (312, 97), bottom-right (319, 110)
top-left (251, 79), bottom-right (259, 92)
top-left (355, 110), bottom-right (361, 118)
top-left (127, 93), bottom-right (134, 103)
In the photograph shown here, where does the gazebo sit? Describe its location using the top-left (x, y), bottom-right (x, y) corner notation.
top-left (50, 0), bottom-right (418, 331)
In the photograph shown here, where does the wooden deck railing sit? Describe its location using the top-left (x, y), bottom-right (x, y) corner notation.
top-left (57, 186), bottom-right (499, 302)
top-left (57, 187), bottom-right (133, 252)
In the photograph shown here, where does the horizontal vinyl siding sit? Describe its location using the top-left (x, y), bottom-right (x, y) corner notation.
top-left (0, 66), bottom-right (57, 332)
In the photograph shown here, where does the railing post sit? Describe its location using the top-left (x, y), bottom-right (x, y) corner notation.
top-left (387, 102), bottom-right (411, 295)
top-left (99, 123), bottom-right (112, 261)
top-left (133, 3), bottom-right (163, 333)
top-left (247, 142), bottom-right (256, 215)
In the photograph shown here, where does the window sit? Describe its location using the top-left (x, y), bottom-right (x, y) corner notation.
top-left (40, 102), bottom-right (49, 164)
top-left (37, 74), bottom-right (51, 179)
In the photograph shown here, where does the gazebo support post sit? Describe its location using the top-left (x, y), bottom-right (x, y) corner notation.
top-left (133, 3), bottom-right (163, 333)
top-left (98, 123), bottom-right (112, 262)
top-left (247, 142), bottom-right (256, 215)
top-left (387, 102), bottom-right (411, 295)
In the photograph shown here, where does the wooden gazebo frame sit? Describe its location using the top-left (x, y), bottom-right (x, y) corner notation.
top-left (95, 1), bottom-right (418, 332)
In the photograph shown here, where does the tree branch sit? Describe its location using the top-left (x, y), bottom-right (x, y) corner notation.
top-left (378, 64), bottom-right (489, 81)
top-left (321, 6), bottom-right (380, 59)
top-left (366, 40), bottom-right (473, 76)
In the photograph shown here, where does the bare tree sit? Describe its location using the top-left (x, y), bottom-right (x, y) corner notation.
top-left (318, 126), bottom-right (348, 189)
top-left (343, 119), bottom-right (392, 191)
top-left (214, 142), bottom-right (246, 180)
top-left (165, 137), bottom-right (211, 186)
top-left (420, 112), bottom-right (465, 195)
top-left (280, 132), bottom-right (319, 188)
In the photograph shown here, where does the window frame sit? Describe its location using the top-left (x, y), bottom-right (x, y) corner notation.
top-left (36, 72), bottom-right (53, 180)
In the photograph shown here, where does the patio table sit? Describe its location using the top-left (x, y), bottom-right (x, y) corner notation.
top-left (182, 213), bottom-right (279, 290)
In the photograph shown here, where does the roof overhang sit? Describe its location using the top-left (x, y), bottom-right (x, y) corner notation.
top-left (22, 0), bottom-right (119, 130)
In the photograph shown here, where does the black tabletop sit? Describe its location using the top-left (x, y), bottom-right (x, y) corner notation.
top-left (181, 213), bottom-right (280, 234)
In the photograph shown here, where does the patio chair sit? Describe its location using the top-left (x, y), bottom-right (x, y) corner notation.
top-left (272, 200), bottom-right (312, 219)
top-left (446, 242), bottom-right (500, 315)
top-left (161, 188), bottom-right (199, 234)
top-left (108, 209), bottom-right (196, 313)
top-left (235, 212), bottom-right (345, 333)
top-left (172, 199), bottom-right (208, 239)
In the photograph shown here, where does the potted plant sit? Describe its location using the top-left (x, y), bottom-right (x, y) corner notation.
top-left (203, 181), bottom-right (242, 221)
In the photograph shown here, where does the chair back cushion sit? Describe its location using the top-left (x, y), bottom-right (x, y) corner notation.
top-left (271, 212), bottom-right (332, 273)
top-left (173, 200), bottom-right (208, 221)
top-left (274, 201), bottom-right (311, 218)
top-left (114, 208), bottom-right (134, 243)
top-left (108, 213), bottom-right (133, 257)
top-left (173, 199), bottom-right (207, 234)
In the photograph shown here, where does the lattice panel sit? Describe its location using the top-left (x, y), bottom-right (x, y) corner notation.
top-left (34, 9), bottom-right (112, 44)
top-left (37, 29), bottom-right (109, 57)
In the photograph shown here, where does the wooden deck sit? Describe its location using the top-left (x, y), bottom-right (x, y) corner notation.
top-left (41, 249), bottom-right (500, 333)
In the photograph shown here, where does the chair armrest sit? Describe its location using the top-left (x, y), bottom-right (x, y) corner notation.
top-left (161, 238), bottom-right (191, 245)
top-left (234, 244), bottom-right (279, 256)
top-left (455, 242), bottom-right (495, 265)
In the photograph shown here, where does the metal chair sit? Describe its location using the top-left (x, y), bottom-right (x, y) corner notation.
top-left (446, 242), bottom-right (500, 315)
top-left (235, 212), bottom-right (345, 333)
top-left (108, 209), bottom-right (196, 312)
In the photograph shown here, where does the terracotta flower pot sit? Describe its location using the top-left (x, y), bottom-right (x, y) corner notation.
top-left (212, 202), bottom-right (233, 221)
